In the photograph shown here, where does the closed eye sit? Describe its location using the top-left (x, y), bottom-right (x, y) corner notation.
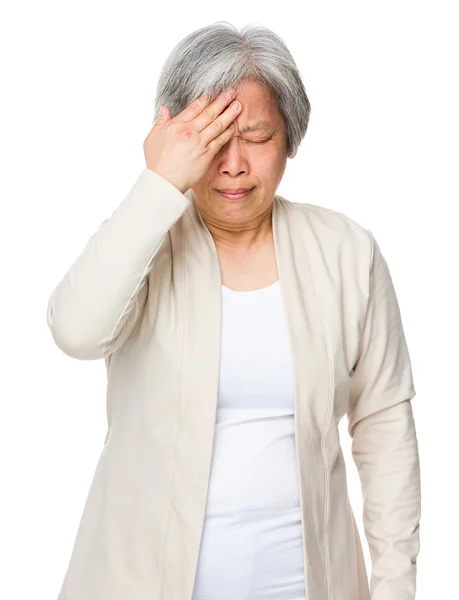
top-left (248, 136), bottom-right (273, 144)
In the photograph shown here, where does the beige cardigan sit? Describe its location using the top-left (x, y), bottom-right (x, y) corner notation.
top-left (46, 167), bottom-right (421, 600)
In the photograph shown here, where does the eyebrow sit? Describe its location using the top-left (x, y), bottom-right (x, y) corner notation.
top-left (239, 120), bottom-right (273, 132)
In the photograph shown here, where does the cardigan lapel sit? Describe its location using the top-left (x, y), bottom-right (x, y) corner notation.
top-left (161, 191), bottom-right (334, 600)
top-left (273, 195), bottom-right (334, 599)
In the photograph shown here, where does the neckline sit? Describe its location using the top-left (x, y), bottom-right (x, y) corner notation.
top-left (221, 280), bottom-right (280, 295)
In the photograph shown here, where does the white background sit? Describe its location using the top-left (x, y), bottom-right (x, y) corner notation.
top-left (1, 1), bottom-right (457, 598)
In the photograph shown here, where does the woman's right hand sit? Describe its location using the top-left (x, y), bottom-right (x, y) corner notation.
top-left (143, 89), bottom-right (242, 193)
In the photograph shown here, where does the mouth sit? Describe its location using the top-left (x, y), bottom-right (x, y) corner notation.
top-left (216, 188), bottom-right (254, 200)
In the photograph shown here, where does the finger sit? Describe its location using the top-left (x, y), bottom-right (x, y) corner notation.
top-left (207, 121), bottom-right (235, 154)
top-left (179, 89), bottom-right (235, 128)
top-left (200, 99), bottom-right (241, 147)
top-left (191, 89), bottom-right (237, 133)
top-left (177, 92), bottom-right (211, 123)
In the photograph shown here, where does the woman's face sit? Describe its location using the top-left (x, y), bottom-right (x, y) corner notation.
top-left (190, 79), bottom-right (289, 230)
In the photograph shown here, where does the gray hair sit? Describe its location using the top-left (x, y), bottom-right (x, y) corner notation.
top-left (152, 21), bottom-right (311, 158)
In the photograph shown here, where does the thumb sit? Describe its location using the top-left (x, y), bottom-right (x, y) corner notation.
top-left (155, 105), bottom-right (171, 125)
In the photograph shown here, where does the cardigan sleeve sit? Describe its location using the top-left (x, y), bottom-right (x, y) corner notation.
top-left (46, 168), bottom-right (190, 360)
top-left (346, 231), bottom-right (421, 600)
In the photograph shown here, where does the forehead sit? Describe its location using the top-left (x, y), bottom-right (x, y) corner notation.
top-left (224, 79), bottom-right (281, 133)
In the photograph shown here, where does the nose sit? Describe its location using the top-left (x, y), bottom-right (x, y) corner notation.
top-left (218, 137), bottom-right (249, 177)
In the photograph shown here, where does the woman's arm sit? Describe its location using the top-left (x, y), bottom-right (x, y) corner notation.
top-left (46, 168), bottom-right (190, 360)
top-left (347, 232), bottom-right (421, 600)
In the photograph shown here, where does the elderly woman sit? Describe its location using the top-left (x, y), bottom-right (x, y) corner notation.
top-left (47, 21), bottom-right (421, 600)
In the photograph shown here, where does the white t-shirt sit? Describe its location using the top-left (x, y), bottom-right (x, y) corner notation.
top-left (192, 280), bottom-right (307, 600)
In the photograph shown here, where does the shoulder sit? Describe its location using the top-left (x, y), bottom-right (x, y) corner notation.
top-left (276, 195), bottom-right (375, 268)
top-left (278, 195), bottom-right (371, 239)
